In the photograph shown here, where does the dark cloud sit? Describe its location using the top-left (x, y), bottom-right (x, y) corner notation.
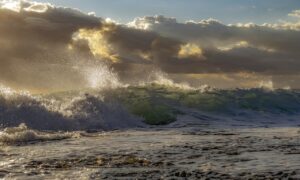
top-left (127, 16), bottom-right (300, 75)
top-left (1, 1), bottom-right (300, 90)
top-left (129, 16), bottom-right (300, 53)
top-left (99, 17), bottom-right (300, 76)
top-left (0, 1), bottom-right (102, 91)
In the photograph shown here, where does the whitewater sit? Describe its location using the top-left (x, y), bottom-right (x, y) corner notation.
top-left (0, 66), bottom-right (300, 179)
top-left (1, 80), bottom-right (300, 131)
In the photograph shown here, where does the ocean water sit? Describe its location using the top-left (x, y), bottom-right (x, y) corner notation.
top-left (1, 126), bottom-right (300, 179)
top-left (0, 83), bottom-right (300, 179)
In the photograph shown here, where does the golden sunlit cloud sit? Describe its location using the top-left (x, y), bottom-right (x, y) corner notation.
top-left (218, 41), bottom-right (249, 51)
top-left (73, 28), bottom-right (120, 63)
top-left (178, 43), bottom-right (204, 59)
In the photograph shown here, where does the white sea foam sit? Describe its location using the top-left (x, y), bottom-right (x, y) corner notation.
top-left (0, 124), bottom-right (75, 145)
top-left (143, 71), bottom-right (211, 92)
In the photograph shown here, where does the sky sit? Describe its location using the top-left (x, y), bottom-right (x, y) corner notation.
top-left (38, 0), bottom-right (300, 24)
top-left (1, 0), bottom-right (300, 91)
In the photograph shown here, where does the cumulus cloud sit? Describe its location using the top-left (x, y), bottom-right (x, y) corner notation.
top-left (127, 15), bottom-right (300, 76)
top-left (1, 1), bottom-right (300, 90)
top-left (289, 10), bottom-right (300, 18)
top-left (129, 15), bottom-right (300, 52)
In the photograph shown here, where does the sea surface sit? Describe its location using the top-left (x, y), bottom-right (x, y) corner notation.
top-left (0, 84), bottom-right (300, 179)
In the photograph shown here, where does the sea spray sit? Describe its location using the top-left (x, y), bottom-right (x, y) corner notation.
top-left (143, 70), bottom-right (211, 92)
top-left (0, 84), bottom-right (143, 131)
top-left (82, 63), bottom-right (123, 89)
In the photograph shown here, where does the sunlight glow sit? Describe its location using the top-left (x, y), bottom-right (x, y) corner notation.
top-left (0, 0), bottom-right (20, 12)
top-left (73, 28), bottom-right (120, 63)
top-left (178, 43), bottom-right (204, 59)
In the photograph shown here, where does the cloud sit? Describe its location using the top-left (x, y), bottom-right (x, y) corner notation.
top-left (129, 15), bottom-right (300, 52)
top-left (178, 43), bottom-right (204, 59)
top-left (127, 15), bottom-right (300, 76)
top-left (289, 10), bottom-right (300, 18)
top-left (0, 0), bottom-right (102, 91)
top-left (1, 1), bottom-right (300, 90)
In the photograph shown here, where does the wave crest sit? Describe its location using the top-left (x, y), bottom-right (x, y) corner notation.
top-left (0, 124), bottom-right (74, 145)
top-left (0, 85), bottom-right (143, 131)
top-left (1, 83), bottom-right (300, 131)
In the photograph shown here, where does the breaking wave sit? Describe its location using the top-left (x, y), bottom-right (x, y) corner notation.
top-left (0, 81), bottom-right (300, 132)
top-left (0, 85), bottom-right (144, 131)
